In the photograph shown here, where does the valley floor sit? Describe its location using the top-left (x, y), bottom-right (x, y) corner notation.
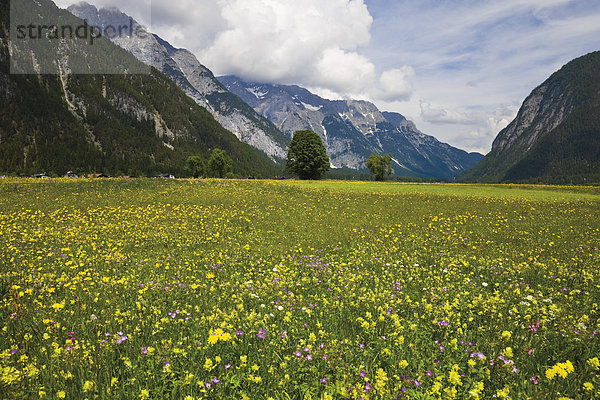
top-left (1, 179), bottom-right (599, 399)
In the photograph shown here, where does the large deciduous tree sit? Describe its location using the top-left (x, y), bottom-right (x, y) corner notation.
top-left (208, 149), bottom-right (233, 178)
top-left (185, 155), bottom-right (206, 178)
top-left (367, 153), bottom-right (393, 181)
top-left (286, 130), bottom-right (330, 180)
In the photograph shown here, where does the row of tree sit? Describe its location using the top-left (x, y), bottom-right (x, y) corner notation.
top-left (285, 129), bottom-right (393, 181)
top-left (186, 149), bottom-right (233, 178)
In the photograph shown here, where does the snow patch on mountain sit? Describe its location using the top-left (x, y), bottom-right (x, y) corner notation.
top-left (246, 87), bottom-right (269, 99)
top-left (301, 102), bottom-right (323, 111)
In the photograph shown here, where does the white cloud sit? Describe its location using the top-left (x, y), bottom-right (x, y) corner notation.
top-left (486, 105), bottom-right (519, 135)
top-left (420, 101), bottom-right (473, 125)
top-left (313, 48), bottom-right (376, 95)
top-left (199, 0), bottom-right (374, 88)
top-left (149, 1), bottom-right (226, 50)
top-left (415, 103), bottom-right (520, 153)
top-left (373, 67), bottom-right (415, 102)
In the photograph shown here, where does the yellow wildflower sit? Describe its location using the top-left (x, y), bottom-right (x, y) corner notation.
top-left (546, 360), bottom-right (574, 380)
top-left (497, 386), bottom-right (510, 399)
top-left (448, 364), bottom-right (462, 386)
top-left (469, 381), bottom-right (484, 399)
top-left (375, 368), bottom-right (388, 392)
top-left (82, 380), bottom-right (94, 392)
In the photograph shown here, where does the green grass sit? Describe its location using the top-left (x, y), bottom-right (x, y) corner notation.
top-left (1, 178), bottom-right (599, 399)
top-left (282, 180), bottom-right (600, 202)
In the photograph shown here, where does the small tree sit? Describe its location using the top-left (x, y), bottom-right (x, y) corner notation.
top-left (286, 130), bottom-right (330, 180)
top-left (186, 155), bottom-right (206, 178)
top-left (208, 149), bottom-right (233, 178)
top-left (367, 153), bottom-right (393, 181)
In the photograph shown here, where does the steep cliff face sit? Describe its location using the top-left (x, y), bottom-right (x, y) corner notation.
top-left (492, 83), bottom-right (574, 155)
top-left (220, 76), bottom-right (483, 179)
top-left (68, 3), bottom-right (288, 161)
top-left (461, 51), bottom-right (600, 184)
top-left (0, 0), bottom-right (277, 177)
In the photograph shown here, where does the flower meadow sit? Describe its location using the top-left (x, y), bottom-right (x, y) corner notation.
top-left (1, 178), bottom-right (599, 399)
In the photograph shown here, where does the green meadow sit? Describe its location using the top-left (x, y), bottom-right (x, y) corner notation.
top-left (1, 178), bottom-right (599, 399)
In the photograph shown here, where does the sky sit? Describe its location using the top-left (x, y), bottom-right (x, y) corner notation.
top-left (54, 0), bottom-right (600, 154)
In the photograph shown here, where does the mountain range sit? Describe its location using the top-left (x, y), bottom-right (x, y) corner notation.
top-left (0, 0), bottom-right (277, 177)
top-left (219, 76), bottom-right (484, 179)
top-left (68, 2), bottom-right (483, 180)
top-left (460, 51), bottom-right (600, 184)
top-left (67, 2), bottom-right (289, 161)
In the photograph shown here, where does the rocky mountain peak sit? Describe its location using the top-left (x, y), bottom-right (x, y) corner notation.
top-left (219, 75), bottom-right (483, 178)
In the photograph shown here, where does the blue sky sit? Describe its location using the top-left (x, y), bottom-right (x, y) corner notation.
top-left (361, 0), bottom-right (600, 152)
top-left (55, 0), bottom-right (600, 154)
